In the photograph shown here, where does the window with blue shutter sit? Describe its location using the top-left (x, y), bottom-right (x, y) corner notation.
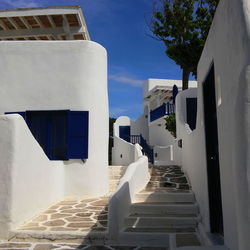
top-left (68, 111), bottom-right (88, 159)
top-left (4, 110), bottom-right (89, 160)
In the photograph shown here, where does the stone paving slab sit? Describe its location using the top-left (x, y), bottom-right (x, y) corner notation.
top-left (0, 242), bottom-right (169, 250)
top-left (142, 166), bottom-right (190, 192)
top-left (17, 197), bottom-right (109, 233)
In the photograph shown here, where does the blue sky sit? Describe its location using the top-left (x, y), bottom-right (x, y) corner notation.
top-left (0, 0), bottom-right (184, 120)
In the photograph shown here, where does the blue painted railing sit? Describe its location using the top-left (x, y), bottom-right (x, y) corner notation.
top-left (129, 134), bottom-right (154, 163)
top-left (150, 102), bottom-right (175, 122)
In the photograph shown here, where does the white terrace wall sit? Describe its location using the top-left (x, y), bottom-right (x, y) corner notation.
top-left (149, 118), bottom-right (175, 147)
top-left (0, 115), bottom-right (64, 238)
top-left (0, 41), bottom-right (109, 198)
top-left (176, 0), bottom-right (250, 249)
top-left (131, 114), bottom-right (149, 142)
top-left (112, 116), bottom-right (134, 166)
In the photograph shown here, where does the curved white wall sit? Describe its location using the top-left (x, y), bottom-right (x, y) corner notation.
top-left (113, 116), bottom-right (131, 137)
top-left (131, 114), bottom-right (149, 141)
top-left (0, 41), bottom-right (109, 197)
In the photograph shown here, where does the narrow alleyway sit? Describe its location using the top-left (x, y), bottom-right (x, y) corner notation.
top-left (0, 165), bottom-right (219, 249)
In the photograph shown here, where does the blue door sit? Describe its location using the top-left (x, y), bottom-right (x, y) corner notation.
top-left (119, 126), bottom-right (130, 142)
top-left (186, 98), bottom-right (197, 130)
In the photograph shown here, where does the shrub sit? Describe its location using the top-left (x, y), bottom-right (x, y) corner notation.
top-left (164, 114), bottom-right (176, 138)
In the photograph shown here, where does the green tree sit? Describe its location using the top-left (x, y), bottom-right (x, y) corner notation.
top-left (151, 0), bottom-right (219, 90)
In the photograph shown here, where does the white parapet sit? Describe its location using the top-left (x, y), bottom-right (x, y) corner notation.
top-left (0, 114), bottom-right (64, 238)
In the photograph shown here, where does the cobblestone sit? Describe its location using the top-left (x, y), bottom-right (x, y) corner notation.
top-left (18, 197), bottom-right (109, 233)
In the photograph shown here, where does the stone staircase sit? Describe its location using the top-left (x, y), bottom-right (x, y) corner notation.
top-left (108, 166), bottom-right (127, 193)
top-left (122, 165), bottom-right (202, 248)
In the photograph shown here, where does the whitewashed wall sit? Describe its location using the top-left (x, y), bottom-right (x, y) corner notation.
top-left (131, 114), bottom-right (149, 141)
top-left (0, 40), bottom-right (109, 198)
top-left (112, 116), bottom-right (135, 166)
top-left (109, 143), bottom-right (149, 239)
top-left (112, 136), bottom-right (135, 166)
top-left (149, 119), bottom-right (175, 146)
top-left (176, 0), bottom-right (250, 249)
top-left (0, 40), bottom-right (109, 238)
top-left (0, 115), bottom-right (64, 238)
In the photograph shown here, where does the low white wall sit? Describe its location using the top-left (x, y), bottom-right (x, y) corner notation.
top-left (131, 114), bottom-right (149, 141)
top-left (109, 144), bottom-right (149, 239)
top-left (0, 115), bottom-right (64, 238)
top-left (112, 136), bottom-right (135, 166)
top-left (154, 145), bottom-right (173, 166)
top-left (154, 140), bottom-right (181, 166)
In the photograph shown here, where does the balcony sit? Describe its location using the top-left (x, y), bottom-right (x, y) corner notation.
top-left (150, 102), bottom-right (175, 122)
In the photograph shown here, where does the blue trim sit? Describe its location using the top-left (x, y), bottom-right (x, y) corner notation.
top-left (5, 110), bottom-right (89, 160)
top-left (150, 102), bottom-right (175, 122)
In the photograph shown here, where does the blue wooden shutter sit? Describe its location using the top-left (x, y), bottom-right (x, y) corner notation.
top-left (68, 111), bottom-right (89, 159)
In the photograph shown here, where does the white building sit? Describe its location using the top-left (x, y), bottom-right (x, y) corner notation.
top-left (175, 0), bottom-right (250, 249)
top-left (112, 78), bottom-right (197, 166)
top-left (0, 6), bottom-right (108, 238)
top-left (112, 0), bottom-right (250, 248)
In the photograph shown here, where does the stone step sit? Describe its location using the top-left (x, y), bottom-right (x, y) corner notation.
top-left (124, 227), bottom-right (196, 233)
top-left (108, 166), bottom-right (127, 173)
top-left (133, 192), bottom-right (195, 203)
top-left (109, 175), bottom-right (122, 180)
top-left (129, 203), bottom-right (199, 215)
top-left (124, 215), bottom-right (199, 228)
top-left (116, 232), bottom-right (170, 247)
top-left (140, 188), bottom-right (190, 193)
top-left (109, 179), bottom-right (120, 184)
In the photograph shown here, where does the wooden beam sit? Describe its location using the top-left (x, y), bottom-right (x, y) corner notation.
top-left (47, 15), bottom-right (56, 28)
top-left (0, 26), bottom-right (85, 38)
top-left (0, 19), bottom-right (8, 30)
top-left (63, 15), bottom-right (73, 40)
top-left (7, 17), bottom-right (19, 29)
top-left (33, 16), bottom-right (44, 28)
top-left (19, 16), bottom-right (32, 29)
top-left (52, 34), bottom-right (61, 40)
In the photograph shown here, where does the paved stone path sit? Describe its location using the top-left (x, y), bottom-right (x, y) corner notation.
top-left (17, 197), bottom-right (109, 233)
top-left (0, 165), bottom-right (200, 249)
top-left (0, 242), bottom-right (168, 249)
top-left (145, 165), bottom-right (190, 192)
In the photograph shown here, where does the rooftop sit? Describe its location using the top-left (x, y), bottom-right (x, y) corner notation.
top-left (0, 6), bottom-right (90, 41)
top-left (144, 78), bottom-right (197, 99)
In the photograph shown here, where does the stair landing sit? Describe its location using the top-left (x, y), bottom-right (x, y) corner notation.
top-left (11, 196), bottom-right (109, 243)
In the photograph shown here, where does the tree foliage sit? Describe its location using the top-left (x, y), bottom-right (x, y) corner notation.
top-left (164, 114), bottom-right (176, 138)
top-left (151, 0), bottom-right (219, 89)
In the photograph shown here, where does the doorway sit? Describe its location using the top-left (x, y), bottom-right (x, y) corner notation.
top-left (203, 64), bottom-right (224, 236)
